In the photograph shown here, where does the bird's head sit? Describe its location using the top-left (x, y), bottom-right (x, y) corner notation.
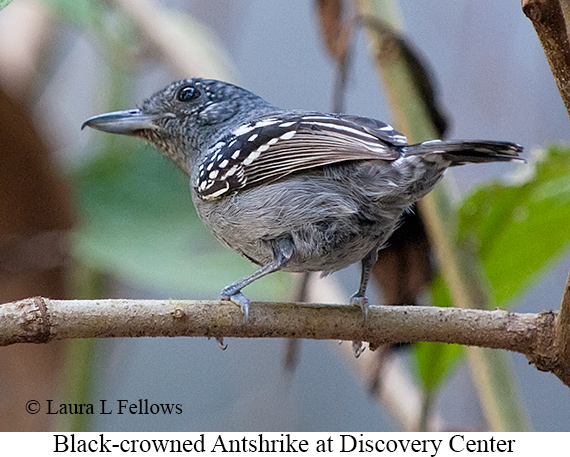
top-left (82, 78), bottom-right (275, 174)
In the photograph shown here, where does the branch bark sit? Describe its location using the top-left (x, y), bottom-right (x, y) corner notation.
top-left (521, 0), bottom-right (570, 392)
top-left (1, 296), bottom-right (566, 383)
top-left (528, 268), bottom-right (570, 385)
top-left (522, 0), bottom-right (570, 118)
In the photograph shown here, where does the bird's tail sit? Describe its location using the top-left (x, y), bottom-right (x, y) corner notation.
top-left (405, 139), bottom-right (524, 165)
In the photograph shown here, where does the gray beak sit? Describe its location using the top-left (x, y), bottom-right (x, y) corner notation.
top-left (82, 109), bottom-right (163, 135)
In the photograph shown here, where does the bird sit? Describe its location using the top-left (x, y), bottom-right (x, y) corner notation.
top-left (83, 78), bottom-right (523, 325)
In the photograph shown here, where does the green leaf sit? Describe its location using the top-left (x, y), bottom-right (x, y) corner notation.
top-left (415, 341), bottom-right (463, 392)
top-left (0, 0), bottom-right (13, 11)
top-left (43, 0), bottom-right (102, 28)
top-left (71, 141), bottom-right (291, 300)
top-left (414, 275), bottom-right (464, 391)
top-left (458, 146), bottom-right (570, 306)
top-left (419, 147), bottom-right (570, 394)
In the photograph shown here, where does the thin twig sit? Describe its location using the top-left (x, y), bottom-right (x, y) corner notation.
top-left (105, 0), bottom-right (235, 81)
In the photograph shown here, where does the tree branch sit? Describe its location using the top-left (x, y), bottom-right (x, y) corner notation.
top-left (521, 0), bottom-right (570, 392)
top-left (1, 296), bottom-right (565, 381)
top-left (522, 0), bottom-right (570, 118)
top-left (528, 267), bottom-right (570, 385)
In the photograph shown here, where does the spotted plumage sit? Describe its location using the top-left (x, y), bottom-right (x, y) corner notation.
top-left (195, 113), bottom-right (408, 200)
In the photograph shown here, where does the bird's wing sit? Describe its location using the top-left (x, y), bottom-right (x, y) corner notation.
top-left (195, 113), bottom-right (408, 201)
top-left (333, 114), bottom-right (409, 146)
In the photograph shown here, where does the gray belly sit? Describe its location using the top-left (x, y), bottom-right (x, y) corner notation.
top-left (192, 165), bottom-right (408, 274)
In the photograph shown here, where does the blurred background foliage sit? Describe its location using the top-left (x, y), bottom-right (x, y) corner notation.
top-left (1, 0), bottom-right (570, 432)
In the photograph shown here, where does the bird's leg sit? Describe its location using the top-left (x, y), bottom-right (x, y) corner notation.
top-left (348, 249), bottom-right (378, 358)
top-left (219, 262), bottom-right (282, 321)
top-left (350, 248), bottom-right (378, 322)
top-left (219, 238), bottom-right (294, 322)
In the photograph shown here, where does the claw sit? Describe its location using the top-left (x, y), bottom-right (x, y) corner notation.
top-left (219, 289), bottom-right (250, 322)
top-left (350, 295), bottom-right (369, 323)
top-left (352, 340), bottom-right (365, 358)
top-left (215, 337), bottom-right (227, 350)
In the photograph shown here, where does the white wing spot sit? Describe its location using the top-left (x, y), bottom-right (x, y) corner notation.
top-left (219, 159), bottom-right (229, 168)
top-left (209, 170), bottom-right (219, 179)
top-left (211, 141), bottom-right (225, 151)
top-left (205, 185), bottom-right (229, 199)
top-left (248, 133), bottom-right (258, 142)
top-left (279, 121), bottom-right (295, 128)
top-left (231, 150), bottom-right (241, 159)
top-left (280, 130), bottom-right (296, 140)
top-left (299, 115), bottom-right (331, 122)
top-left (232, 118), bottom-right (280, 138)
top-left (243, 150), bottom-right (261, 166)
top-left (252, 118), bottom-right (280, 128)
top-left (267, 137), bottom-right (279, 146)
top-left (257, 144), bottom-right (270, 153)
top-left (232, 124), bottom-right (256, 137)
top-left (226, 164), bottom-right (240, 176)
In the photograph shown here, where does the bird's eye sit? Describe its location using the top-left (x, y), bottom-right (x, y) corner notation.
top-left (177, 85), bottom-right (200, 102)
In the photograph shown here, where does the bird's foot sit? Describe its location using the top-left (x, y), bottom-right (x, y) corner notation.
top-left (352, 340), bottom-right (365, 358)
top-left (349, 295), bottom-right (369, 357)
top-left (350, 294), bottom-right (369, 323)
top-left (215, 337), bottom-right (227, 351)
top-left (219, 288), bottom-right (250, 322)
